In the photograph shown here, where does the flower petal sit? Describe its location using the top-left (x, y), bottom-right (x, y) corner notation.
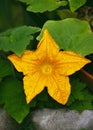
top-left (23, 73), bottom-right (46, 104)
top-left (21, 50), bottom-right (40, 75)
top-left (8, 54), bottom-right (23, 72)
top-left (36, 29), bottom-right (59, 60)
top-left (55, 51), bottom-right (91, 76)
top-left (47, 75), bottom-right (71, 105)
top-left (8, 50), bottom-right (40, 75)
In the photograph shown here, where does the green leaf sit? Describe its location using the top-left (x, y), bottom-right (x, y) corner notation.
top-left (36, 88), bottom-right (48, 102)
top-left (68, 32), bottom-right (93, 56)
top-left (69, 96), bottom-right (93, 112)
top-left (67, 78), bottom-right (86, 106)
top-left (57, 9), bottom-right (77, 19)
top-left (0, 58), bottom-right (14, 78)
top-left (19, 0), bottom-right (67, 13)
top-left (37, 18), bottom-right (93, 56)
top-left (0, 77), bottom-right (30, 123)
top-left (68, 0), bottom-right (86, 12)
top-left (67, 78), bottom-right (93, 112)
top-left (0, 26), bottom-right (40, 56)
top-left (66, 95), bottom-right (75, 106)
top-left (71, 78), bottom-right (86, 100)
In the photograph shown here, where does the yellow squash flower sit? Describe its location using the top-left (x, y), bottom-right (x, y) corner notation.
top-left (8, 29), bottom-right (91, 105)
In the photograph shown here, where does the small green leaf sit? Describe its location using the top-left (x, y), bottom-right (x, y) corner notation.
top-left (0, 26), bottom-right (40, 56)
top-left (37, 18), bottom-right (93, 56)
top-left (67, 78), bottom-right (93, 112)
top-left (0, 77), bottom-right (30, 123)
top-left (66, 95), bottom-right (75, 106)
top-left (68, 0), bottom-right (86, 12)
top-left (67, 78), bottom-right (86, 106)
top-left (57, 9), bottom-right (77, 19)
top-left (71, 78), bottom-right (86, 100)
top-left (19, 0), bottom-right (67, 13)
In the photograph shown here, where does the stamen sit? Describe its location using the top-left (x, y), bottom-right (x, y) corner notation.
top-left (41, 64), bottom-right (52, 74)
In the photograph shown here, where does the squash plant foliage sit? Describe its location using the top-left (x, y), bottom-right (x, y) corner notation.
top-left (0, 0), bottom-right (93, 124)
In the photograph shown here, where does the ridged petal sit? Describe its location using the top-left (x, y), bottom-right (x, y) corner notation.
top-left (8, 54), bottom-right (23, 72)
top-left (8, 50), bottom-right (40, 75)
top-left (23, 73), bottom-right (46, 103)
top-left (47, 75), bottom-right (71, 105)
top-left (55, 51), bottom-right (91, 76)
top-left (36, 29), bottom-right (59, 60)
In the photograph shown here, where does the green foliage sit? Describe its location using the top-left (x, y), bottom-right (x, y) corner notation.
top-left (19, 0), bottom-right (67, 13)
top-left (68, 0), bottom-right (86, 12)
top-left (57, 9), bottom-right (77, 19)
top-left (37, 18), bottom-right (93, 56)
top-left (0, 26), bottom-right (40, 56)
top-left (0, 58), bottom-right (14, 78)
top-left (19, 0), bottom-right (87, 13)
top-left (0, 0), bottom-right (92, 125)
top-left (67, 78), bottom-right (93, 112)
top-left (0, 77), bottom-right (30, 123)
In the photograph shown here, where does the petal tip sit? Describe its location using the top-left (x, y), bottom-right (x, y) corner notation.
top-left (43, 29), bottom-right (49, 34)
top-left (7, 54), bottom-right (16, 63)
top-left (26, 96), bottom-right (31, 104)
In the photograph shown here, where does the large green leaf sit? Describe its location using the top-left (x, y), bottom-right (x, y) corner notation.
top-left (19, 0), bottom-right (67, 13)
top-left (0, 58), bottom-right (14, 78)
top-left (37, 18), bottom-right (93, 56)
top-left (68, 0), bottom-right (86, 12)
top-left (0, 26), bottom-right (40, 56)
top-left (0, 77), bottom-right (30, 123)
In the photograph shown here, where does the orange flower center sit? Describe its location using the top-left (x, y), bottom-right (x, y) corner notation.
top-left (41, 64), bottom-right (52, 74)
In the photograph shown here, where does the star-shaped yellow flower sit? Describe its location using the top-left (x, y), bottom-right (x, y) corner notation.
top-left (8, 29), bottom-right (91, 105)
